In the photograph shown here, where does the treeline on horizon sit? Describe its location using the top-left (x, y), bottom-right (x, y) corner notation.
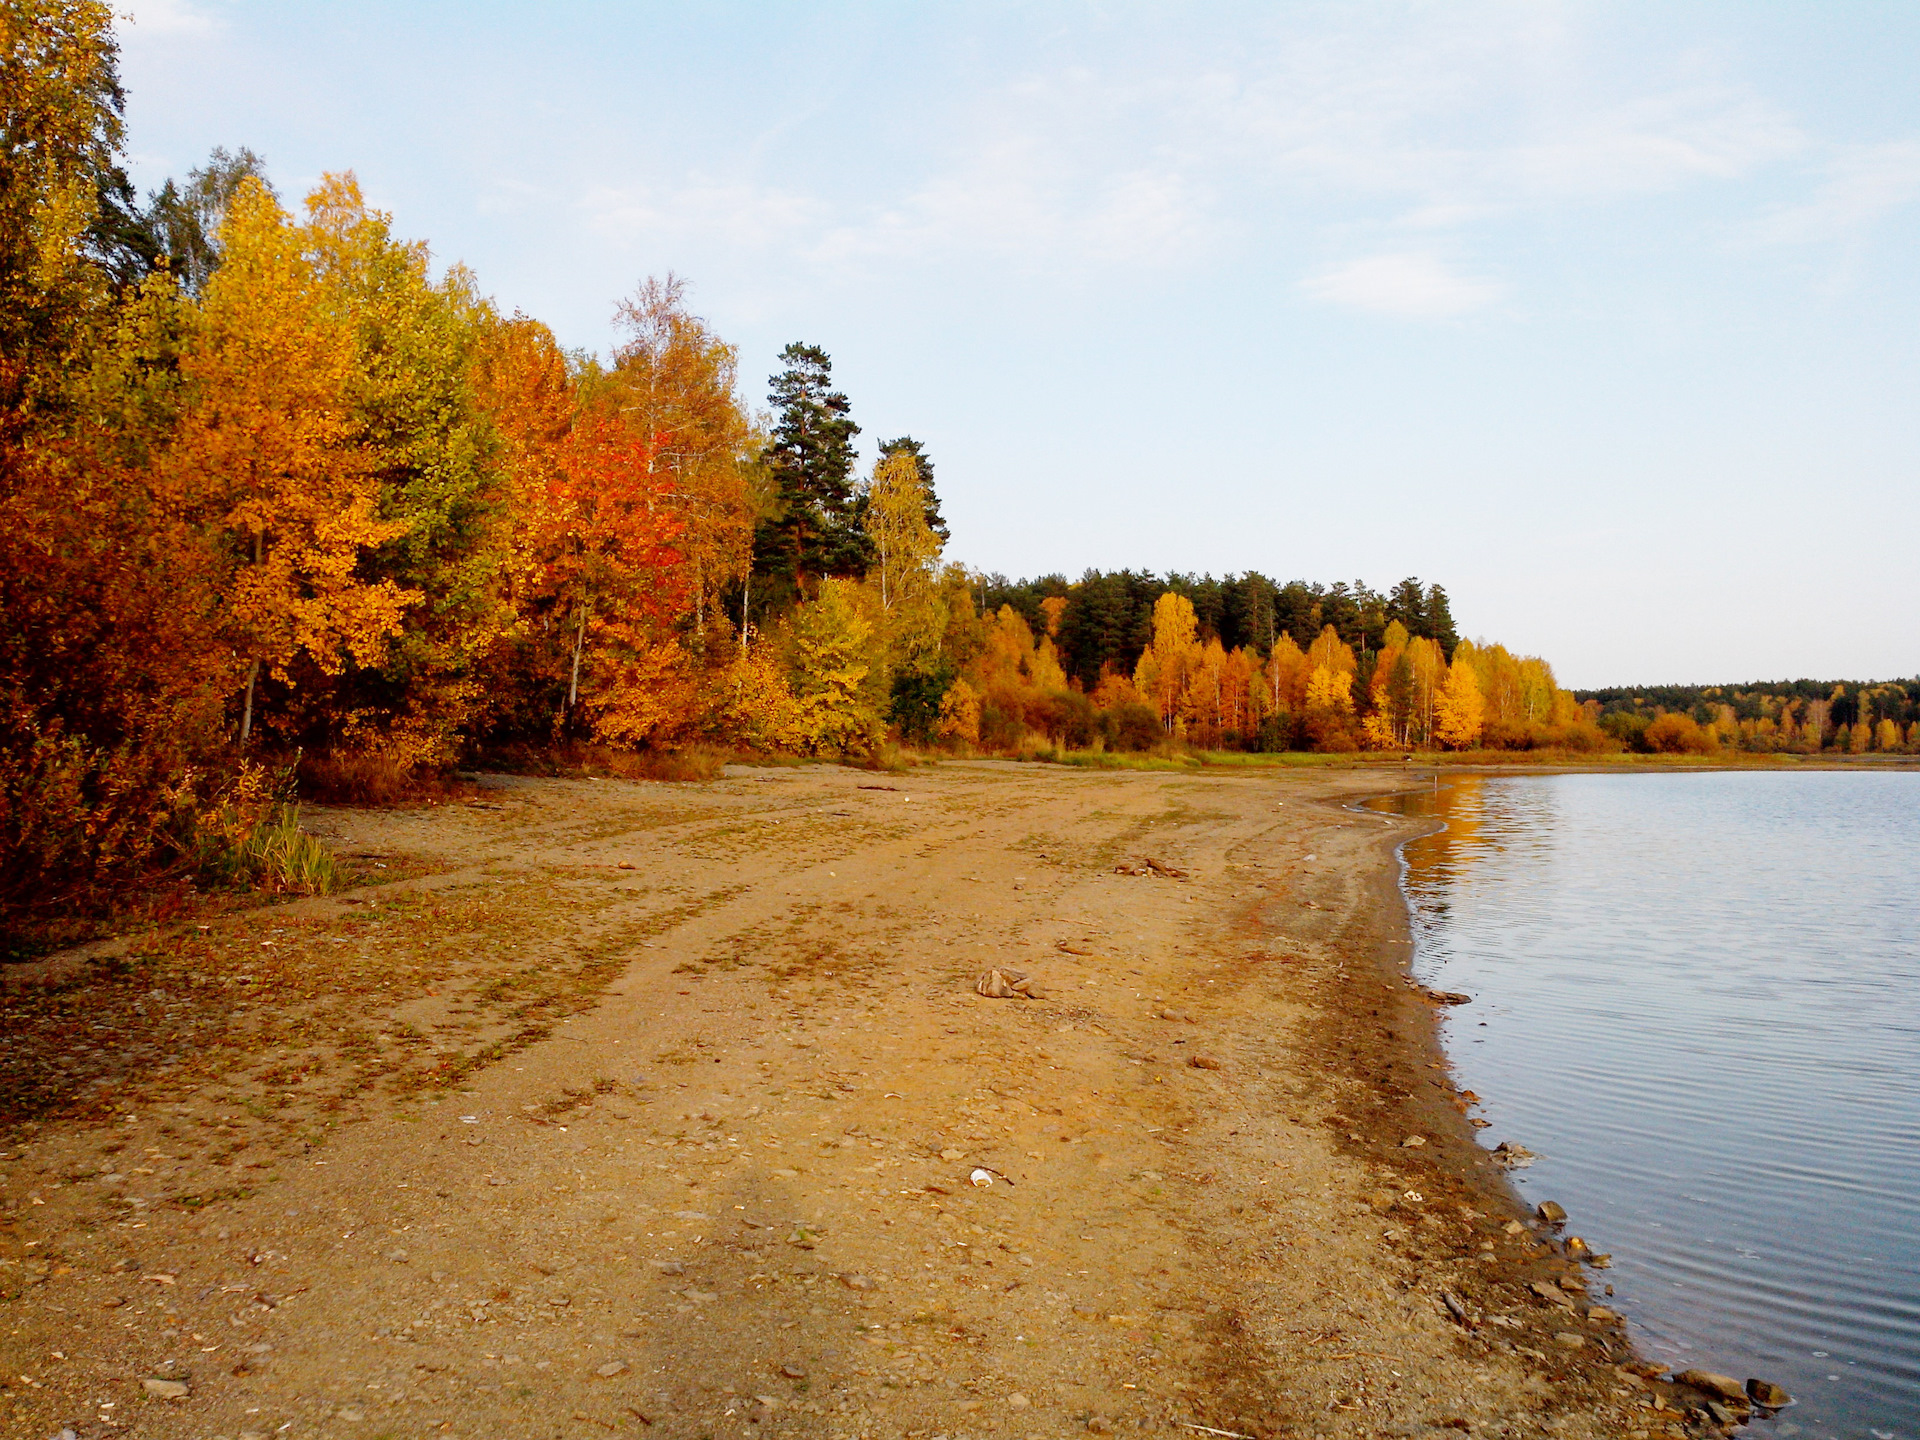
top-left (0, 6), bottom-right (1624, 926)
top-left (1576, 679), bottom-right (1920, 756)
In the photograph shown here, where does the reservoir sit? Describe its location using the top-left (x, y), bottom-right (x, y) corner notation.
top-left (1367, 771), bottom-right (1920, 1439)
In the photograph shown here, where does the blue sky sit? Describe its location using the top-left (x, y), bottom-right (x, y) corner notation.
top-left (116, 2), bottom-right (1919, 688)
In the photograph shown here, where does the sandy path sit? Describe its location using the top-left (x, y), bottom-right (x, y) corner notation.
top-left (1, 761), bottom-right (1671, 1440)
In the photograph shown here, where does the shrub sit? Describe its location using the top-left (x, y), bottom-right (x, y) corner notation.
top-left (1102, 702), bottom-right (1163, 753)
top-left (297, 750), bottom-right (418, 805)
top-left (1252, 711), bottom-right (1299, 753)
top-left (1644, 712), bottom-right (1716, 754)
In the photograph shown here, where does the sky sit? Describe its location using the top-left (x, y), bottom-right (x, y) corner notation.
top-left (113, 1), bottom-right (1920, 689)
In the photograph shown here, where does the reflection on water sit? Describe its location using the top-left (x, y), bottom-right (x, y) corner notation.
top-left (1368, 773), bottom-right (1920, 1439)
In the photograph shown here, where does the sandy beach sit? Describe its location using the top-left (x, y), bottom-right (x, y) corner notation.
top-left (1, 760), bottom-right (1681, 1439)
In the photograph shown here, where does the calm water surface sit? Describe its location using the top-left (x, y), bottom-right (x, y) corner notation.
top-left (1366, 772), bottom-right (1920, 1440)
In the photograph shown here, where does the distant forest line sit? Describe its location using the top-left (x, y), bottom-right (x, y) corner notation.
top-left (976, 571), bottom-right (1461, 690)
top-left (1576, 679), bottom-right (1920, 756)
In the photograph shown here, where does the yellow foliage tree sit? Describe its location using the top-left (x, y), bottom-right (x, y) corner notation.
top-left (167, 178), bottom-right (415, 744)
top-left (1134, 592), bottom-right (1201, 732)
top-left (938, 676), bottom-right (982, 744)
top-left (1434, 653), bottom-right (1485, 750)
top-left (1304, 665), bottom-right (1354, 713)
top-left (1263, 633), bottom-right (1309, 712)
top-left (703, 634), bottom-right (801, 751)
top-left (864, 449), bottom-right (941, 615)
top-left (785, 578), bottom-right (883, 755)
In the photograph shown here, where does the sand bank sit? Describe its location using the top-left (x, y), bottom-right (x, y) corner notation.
top-left (0, 760), bottom-right (1685, 1437)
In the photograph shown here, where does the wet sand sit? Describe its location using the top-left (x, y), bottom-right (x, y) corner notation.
top-left (1, 760), bottom-right (1678, 1438)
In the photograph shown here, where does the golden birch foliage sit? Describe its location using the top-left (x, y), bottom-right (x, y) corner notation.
top-left (1263, 633), bottom-right (1309, 711)
top-left (703, 636), bottom-right (802, 751)
top-left (785, 577), bottom-right (883, 755)
top-left (1030, 636), bottom-right (1069, 693)
top-left (1179, 636), bottom-right (1230, 742)
top-left (1306, 624), bottom-right (1356, 678)
top-left (1876, 718), bottom-right (1901, 752)
top-left (865, 456), bottom-right (946, 675)
top-left (1135, 591), bottom-right (1201, 729)
top-left (938, 676), bottom-right (983, 744)
top-left (865, 450), bottom-right (941, 614)
top-left (1405, 636), bottom-right (1447, 745)
top-left (299, 173), bottom-right (512, 763)
top-left (981, 605), bottom-right (1038, 689)
top-left (1221, 645), bottom-right (1260, 737)
top-left (1304, 665), bottom-right (1354, 714)
top-left (170, 180), bottom-right (414, 702)
top-left (1434, 653), bottom-right (1485, 750)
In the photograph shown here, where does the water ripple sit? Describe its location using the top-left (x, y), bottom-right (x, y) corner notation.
top-left (1367, 771), bottom-right (1920, 1439)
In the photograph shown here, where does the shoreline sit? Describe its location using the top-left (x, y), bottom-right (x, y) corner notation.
top-left (1, 761), bottom-right (1705, 1437)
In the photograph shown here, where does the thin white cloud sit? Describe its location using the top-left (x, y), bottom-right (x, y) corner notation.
top-left (1300, 253), bottom-right (1504, 319)
top-left (561, 11), bottom-right (1819, 292)
top-left (578, 181), bottom-right (830, 254)
top-left (1759, 139), bottom-right (1920, 244)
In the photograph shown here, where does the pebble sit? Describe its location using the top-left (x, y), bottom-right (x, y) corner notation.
top-left (1586, 1306), bottom-right (1620, 1324)
top-left (1006, 1392), bottom-right (1031, 1409)
top-left (1188, 1054), bottom-right (1222, 1070)
top-left (1536, 1201), bottom-right (1567, 1223)
top-left (141, 1377), bottom-right (190, 1400)
top-left (839, 1272), bottom-right (876, 1291)
top-left (940, 1148), bottom-right (966, 1161)
top-left (1087, 1417), bottom-right (1114, 1434)
top-left (650, 1260), bottom-right (686, 1275)
top-left (780, 1363), bottom-right (807, 1379)
top-left (597, 1361), bottom-right (629, 1377)
top-left (1552, 1331), bottom-right (1586, 1348)
top-left (1745, 1379), bottom-right (1791, 1408)
top-left (1400, 1135), bottom-right (1426, 1148)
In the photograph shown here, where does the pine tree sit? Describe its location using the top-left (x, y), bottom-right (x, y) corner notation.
top-left (756, 342), bottom-right (864, 592)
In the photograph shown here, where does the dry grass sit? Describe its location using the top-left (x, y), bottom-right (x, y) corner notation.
top-left (474, 741), bottom-right (725, 783)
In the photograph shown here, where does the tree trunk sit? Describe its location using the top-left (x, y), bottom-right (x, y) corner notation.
top-left (239, 659), bottom-right (259, 746)
top-left (239, 526), bottom-right (265, 745)
top-left (567, 604), bottom-right (588, 713)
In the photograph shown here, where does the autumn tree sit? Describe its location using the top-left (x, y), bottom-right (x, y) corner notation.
top-left (1434, 647), bottom-right (1485, 749)
top-left (137, 146), bottom-right (272, 294)
top-left (609, 274), bottom-right (754, 646)
top-left (1133, 592), bottom-right (1202, 733)
top-left (785, 578), bottom-right (883, 755)
top-left (165, 178), bottom-right (415, 745)
top-left (876, 435), bottom-right (946, 542)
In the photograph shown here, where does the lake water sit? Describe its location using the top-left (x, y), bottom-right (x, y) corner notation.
top-left (1365, 771), bottom-right (1920, 1439)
